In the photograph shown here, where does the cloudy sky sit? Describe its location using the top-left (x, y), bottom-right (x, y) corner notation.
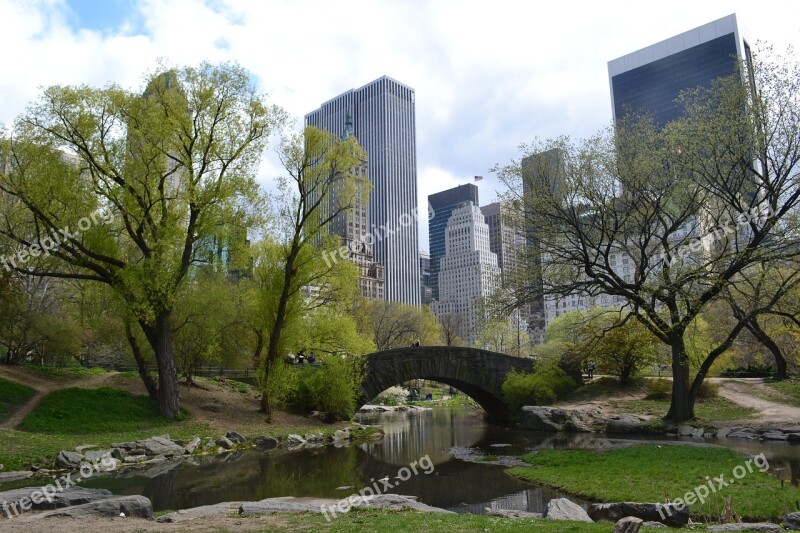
top-left (1, 0), bottom-right (798, 249)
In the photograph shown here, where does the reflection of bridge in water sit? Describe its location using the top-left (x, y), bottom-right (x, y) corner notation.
top-left (360, 347), bottom-right (535, 422)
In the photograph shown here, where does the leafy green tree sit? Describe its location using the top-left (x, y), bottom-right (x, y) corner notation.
top-left (253, 126), bottom-right (368, 420)
top-left (497, 48), bottom-right (800, 422)
top-left (477, 318), bottom-right (530, 356)
top-left (0, 63), bottom-right (280, 417)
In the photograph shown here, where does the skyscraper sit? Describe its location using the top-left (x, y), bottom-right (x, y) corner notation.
top-left (428, 183), bottom-right (479, 302)
top-left (608, 13), bottom-right (752, 126)
top-left (432, 201), bottom-right (500, 346)
top-left (306, 76), bottom-right (420, 305)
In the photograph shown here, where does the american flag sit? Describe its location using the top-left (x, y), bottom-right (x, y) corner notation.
top-left (474, 176), bottom-right (483, 182)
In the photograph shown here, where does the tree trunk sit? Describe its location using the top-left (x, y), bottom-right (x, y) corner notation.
top-left (746, 319), bottom-right (788, 380)
top-left (141, 311), bottom-right (180, 419)
top-left (665, 336), bottom-right (695, 422)
top-left (124, 320), bottom-right (158, 400)
top-left (260, 393), bottom-right (273, 423)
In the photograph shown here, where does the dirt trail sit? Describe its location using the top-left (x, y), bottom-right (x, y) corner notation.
top-left (713, 377), bottom-right (800, 426)
top-left (0, 367), bottom-right (115, 429)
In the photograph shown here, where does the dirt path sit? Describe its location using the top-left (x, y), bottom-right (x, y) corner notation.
top-left (713, 377), bottom-right (800, 426)
top-left (0, 367), bottom-right (116, 429)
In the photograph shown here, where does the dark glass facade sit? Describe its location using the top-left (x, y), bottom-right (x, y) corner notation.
top-left (611, 33), bottom-right (738, 126)
top-left (428, 184), bottom-right (479, 301)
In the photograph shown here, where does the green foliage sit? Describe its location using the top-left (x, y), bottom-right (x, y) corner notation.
top-left (355, 299), bottom-right (442, 350)
top-left (510, 445), bottom-right (799, 520)
top-left (502, 367), bottom-right (577, 411)
top-left (696, 380), bottom-right (720, 399)
top-left (644, 378), bottom-right (672, 400)
top-left (0, 376), bottom-right (35, 422)
top-left (477, 318), bottom-right (529, 356)
top-left (296, 355), bottom-right (365, 420)
top-left (19, 387), bottom-right (186, 434)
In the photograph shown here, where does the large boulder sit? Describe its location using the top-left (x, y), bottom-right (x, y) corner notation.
top-left (54, 450), bottom-right (83, 469)
top-left (518, 406), bottom-right (595, 432)
top-left (138, 436), bottom-right (185, 457)
top-left (785, 511), bottom-right (800, 530)
top-left (184, 436), bottom-right (202, 454)
top-left (226, 431), bottom-right (246, 444)
top-left (613, 516), bottom-right (643, 533)
top-left (216, 436), bottom-right (235, 450)
top-left (253, 436), bottom-right (279, 450)
top-left (589, 502), bottom-right (689, 527)
top-left (544, 498), bottom-right (593, 522)
top-left (0, 487), bottom-right (113, 514)
top-left (37, 495), bottom-right (153, 520)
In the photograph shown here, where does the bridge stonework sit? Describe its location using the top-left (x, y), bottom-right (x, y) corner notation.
top-left (360, 346), bottom-right (535, 422)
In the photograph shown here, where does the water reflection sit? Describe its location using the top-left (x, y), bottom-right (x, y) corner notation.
top-left (78, 406), bottom-right (800, 512)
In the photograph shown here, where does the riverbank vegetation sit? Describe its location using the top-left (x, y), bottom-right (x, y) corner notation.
top-left (509, 445), bottom-right (800, 521)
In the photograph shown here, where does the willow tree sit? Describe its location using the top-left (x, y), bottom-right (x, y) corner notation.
top-left (254, 126), bottom-right (369, 420)
top-left (496, 48), bottom-right (800, 422)
top-left (0, 63), bottom-right (280, 417)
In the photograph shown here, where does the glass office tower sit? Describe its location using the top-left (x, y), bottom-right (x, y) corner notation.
top-left (306, 76), bottom-right (420, 305)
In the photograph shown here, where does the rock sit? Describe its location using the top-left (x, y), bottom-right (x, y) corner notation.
top-left (74, 445), bottom-right (97, 453)
top-left (110, 441), bottom-right (137, 450)
top-left (239, 494), bottom-right (453, 516)
top-left (304, 433), bottom-right (324, 443)
top-left (643, 522), bottom-right (667, 528)
top-left (184, 436), bottom-right (202, 454)
top-left (786, 433), bottom-right (800, 442)
top-left (690, 427), bottom-right (705, 438)
top-left (484, 508), bottom-right (543, 518)
top-left (157, 501), bottom-right (245, 523)
top-left (785, 511), bottom-right (800, 530)
top-left (716, 428), bottom-right (733, 438)
top-left (708, 523), bottom-right (782, 531)
top-left (200, 402), bottom-right (224, 412)
top-left (226, 431), bottom-right (246, 444)
top-left (84, 449), bottom-right (112, 463)
top-left (286, 434), bottom-right (306, 446)
top-left (588, 502), bottom-right (689, 527)
top-left (762, 432), bottom-right (788, 441)
top-left (333, 429), bottom-right (351, 441)
top-left (253, 436), bottom-right (279, 450)
top-left (123, 455), bottom-right (148, 464)
top-left (519, 406), bottom-right (595, 432)
top-left (111, 448), bottom-right (126, 460)
top-left (139, 436), bottom-right (185, 457)
top-left (205, 437), bottom-right (215, 448)
top-left (677, 425), bottom-right (694, 436)
top-left (0, 487), bottom-right (114, 514)
top-left (55, 450), bottom-right (83, 469)
top-left (606, 415), bottom-right (648, 435)
top-left (36, 495), bottom-right (153, 520)
top-left (544, 498), bottom-right (593, 522)
top-left (216, 436), bottom-right (235, 450)
top-left (612, 516), bottom-right (643, 533)
top-left (0, 471), bottom-right (34, 483)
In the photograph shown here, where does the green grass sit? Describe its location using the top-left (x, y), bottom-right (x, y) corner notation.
top-left (764, 378), bottom-right (800, 407)
top-left (230, 508), bottom-right (670, 532)
top-left (0, 376), bottom-right (36, 423)
top-left (18, 387), bottom-right (187, 434)
top-left (25, 365), bottom-right (108, 380)
top-left (509, 445), bottom-right (800, 521)
top-left (560, 376), bottom-right (635, 402)
top-left (607, 396), bottom-right (757, 424)
top-left (479, 454), bottom-right (499, 462)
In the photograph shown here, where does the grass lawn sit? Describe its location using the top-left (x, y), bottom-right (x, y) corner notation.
top-left (607, 396), bottom-right (757, 424)
top-left (763, 378), bottom-right (800, 408)
top-left (233, 508), bottom-right (670, 532)
top-left (509, 445), bottom-right (800, 521)
top-left (0, 376), bottom-right (35, 423)
top-left (560, 376), bottom-right (635, 402)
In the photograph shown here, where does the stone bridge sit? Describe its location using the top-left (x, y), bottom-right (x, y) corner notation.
top-left (360, 346), bottom-right (535, 423)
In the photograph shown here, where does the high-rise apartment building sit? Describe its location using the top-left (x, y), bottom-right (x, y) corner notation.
top-left (608, 13), bottom-right (752, 126)
top-left (306, 76), bottom-right (420, 305)
top-left (432, 202), bottom-right (500, 346)
top-left (428, 184), bottom-right (479, 302)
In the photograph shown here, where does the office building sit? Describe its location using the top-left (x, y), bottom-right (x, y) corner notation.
top-left (432, 202), bottom-right (501, 346)
top-left (420, 249), bottom-right (432, 305)
top-left (306, 76), bottom-right (420, 305)
top-left (428, 183), bottom-right (479, 302)
top-left (608, 13), bottom-right (752, 126)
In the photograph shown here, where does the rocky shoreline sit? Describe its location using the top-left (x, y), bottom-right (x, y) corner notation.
top-left (519, 405), bottom-right (800, 441)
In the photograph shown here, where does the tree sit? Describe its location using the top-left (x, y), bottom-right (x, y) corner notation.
top-left (0, 63), bottom-right (280, 417)
top-left (438, 312), bottom-right (466, 347)
top-left (356, 300), bottom-right (442, 350)
top-left (477, 318), bottom-right (530, 356)
top-left (496, 48), bottom-right (800, 421)
top-left (254, 126), bottom-right (368, 420)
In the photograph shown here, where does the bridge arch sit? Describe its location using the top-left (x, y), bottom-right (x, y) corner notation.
top-left (360, 346), bottom-right (535, 423)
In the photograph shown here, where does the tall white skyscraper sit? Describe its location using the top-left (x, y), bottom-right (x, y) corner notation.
top-left (306, 76), bottom-right (420, 305)
top-left (432, 202), bottom-right (500, 346)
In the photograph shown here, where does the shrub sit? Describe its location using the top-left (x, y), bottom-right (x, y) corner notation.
top-left (297, 355), bottom-right (364, 421)
top-left (644, 378), bottom-right (671, 399)
top-left (502, 367), bottom-right (577, 412)
top-left (696, 380), bottom-right (720, 399)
